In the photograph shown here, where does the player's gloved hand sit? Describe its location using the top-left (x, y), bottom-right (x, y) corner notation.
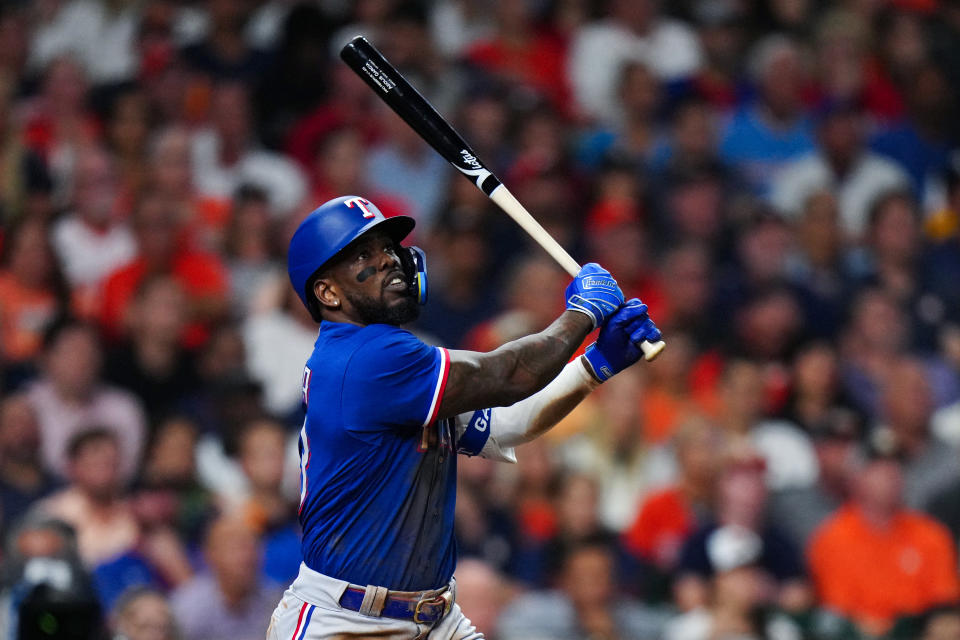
top-left (582, 298), bottom-right (661, 382)
top-left (565, 263), bottom-right (625, 328)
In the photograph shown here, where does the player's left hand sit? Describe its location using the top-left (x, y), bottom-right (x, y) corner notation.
top-left (581, 298), bottom-right (661, 382)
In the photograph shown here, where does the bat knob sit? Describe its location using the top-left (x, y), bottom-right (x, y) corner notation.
top-left (641, 340), bottom-right (666, 362)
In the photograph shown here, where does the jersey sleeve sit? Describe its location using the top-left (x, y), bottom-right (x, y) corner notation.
top-left (341, 328), bottom-right (450, 432)
top-left (453, 408), bottom-right (517, 464)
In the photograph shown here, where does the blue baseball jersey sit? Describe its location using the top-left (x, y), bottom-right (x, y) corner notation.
top-left (296, 321), bottom-right (491, 591)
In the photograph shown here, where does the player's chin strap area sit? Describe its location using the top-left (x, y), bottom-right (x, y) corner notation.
top-left (400, 245), bottom-right (428, 305)
top-left (339, 581), bottom-right (453, 624)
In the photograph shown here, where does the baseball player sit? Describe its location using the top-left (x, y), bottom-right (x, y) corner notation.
top-left (268, 195), bottom-right (661, 639)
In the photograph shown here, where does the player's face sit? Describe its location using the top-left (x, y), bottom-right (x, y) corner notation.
top-left (328, 231), bottom-right (419, 326)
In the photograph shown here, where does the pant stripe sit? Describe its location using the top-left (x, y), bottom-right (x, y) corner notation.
top-left (290, 602), bottom-right (308, 640)
top-left (296, 606), bottom-right (315, 640)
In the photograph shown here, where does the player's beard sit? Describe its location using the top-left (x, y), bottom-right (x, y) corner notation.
top-left (346, 289), bottom-right (420, 326)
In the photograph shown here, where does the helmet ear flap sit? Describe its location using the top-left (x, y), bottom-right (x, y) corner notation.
top-left (398, 246), bottom-right (428, 305)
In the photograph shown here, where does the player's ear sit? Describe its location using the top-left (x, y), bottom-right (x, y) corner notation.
top-left (314, 278), bottom-right (341, 310)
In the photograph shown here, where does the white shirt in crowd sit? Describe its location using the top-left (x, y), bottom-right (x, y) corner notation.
top-left (51, 215), bottom-right (137, 288)
top-left (242, 310), bottom-right (317, 417)
top-left (190, 129), bottom-right (307, 218)
top-left (568, 17), bottom-right (703, 125)
top-left (29, 0), bottom-right (139, 85)
top-left (769, 151), bottom-right (910, 238)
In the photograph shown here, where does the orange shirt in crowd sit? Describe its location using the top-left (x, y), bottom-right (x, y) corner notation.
top-left (623, 486), bottom-right (695, 569)
top-left (808, 504), bottom-right (960, 634)
top-left (99, 251), bottom-right (228, 348)
top-left (0, 271), bottom-right (59, 362)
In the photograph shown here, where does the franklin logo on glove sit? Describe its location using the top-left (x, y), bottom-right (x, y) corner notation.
top-left (581, 276), bottom-right (618, 290)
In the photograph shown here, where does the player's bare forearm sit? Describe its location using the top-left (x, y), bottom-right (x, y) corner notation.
top-left (438, 311), bottom-right (593, 419)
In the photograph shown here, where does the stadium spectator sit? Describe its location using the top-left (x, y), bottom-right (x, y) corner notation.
top-left (170, 515), bottom-right (281, 640)
top-left (189, 81), bottom-right (306, 217)
top-left (22, 57), bottom-right (100, 200)
top-left (252, 3), bottom-right (332, 150)
top-left (99, 191), bottom-right (229, 348)
top-left (688, 0), bottom-right (747, 112)
top-left (466, 0), bottom-right (570, 116)
top-left (241, 279), bottom-right (316, 419)
top-left (464, 256), bottom-right (566, 352)
top-left (498, 537), bottom-right (670, 639)
top-left (50, 144), bottom-right (136, 293)
top-left (0, 72), bottom-right (53, 226)
top-left (454, 455), bottom-right (519, 576)
top-left (33, 428), bottom-right (138, 567)
top-left (451, 558), bottom-right (510, 638)
top-left (718, 35), bottom-right (815, 196)
top-left (0, 394), bottom-right (59, 540)
top-left (231, 419), bottom-right (300, 586)
top-left (859, 190), bottom-right (952, 352)
top-left (109, 586), bottom-right (179, 640)
top-left (148, 126), bottom-right (231, 254)
top-left (576, 59), bottom-right (663, 168)
top-left (779, 341), bottom-right (857, 436)
top-left (105, 87), bottom-right (152, 210)
top-left (769, 398), bottom-right (861, 548)
top-left (657, 243), bottom-right (716, 348)
top-left (138, 414), bottom-right (212, 548)
top-left (568, 0), bottom-right (703, 124)
top-left (871, 62), bottom-right (956, 201)
top-left (713, 359), bottom-right (819, 493)
top-left (786, 191), bottom-right (852, 339)
top-left (674, 451), bottom-right (812, 614)
top-left (0, 217), bottom-right (64, 369)
top-left (770, 101), bottom-right (910, 238)
top-left (808, 444), bottom-right (960, 636)
top-left (28, 0), bottom-right (140, 86)
top-left (224, 185), bottom-right (280, 312)
top-left (103, 276), bottom-right (198, 421)
top-left (872, 357), bottom-right (960, 510)
top-left (366, 101), bottom-right (450, 228)
top-left (562, 368), bottom-right (674, 533)
top-left (663, 525), bottom-right (803, 640)
top-left (623, 416), bottom-right (723, 601)
top-left (26, 317), bottom-right (146, 481)
top-left (414, 192), bottom-right (500, 348)
top-left (304, 127), bottom-right (408, 222)
top-left (637, 332), bottom-right (707, 444)
top-left (179, 0), bottom-right (269, 84)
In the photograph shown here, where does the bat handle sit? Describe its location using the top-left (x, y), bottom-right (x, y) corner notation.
top-left (640, 339), bottom-right (666, 362)
top-left (486, 184), bottom-right (667, 361)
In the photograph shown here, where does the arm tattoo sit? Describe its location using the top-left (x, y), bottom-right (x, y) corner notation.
top-left (437, 311), bottom-right (593, 419)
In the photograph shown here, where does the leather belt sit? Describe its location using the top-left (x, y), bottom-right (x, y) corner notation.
top-left (339, 584), bottom-right (453, 624)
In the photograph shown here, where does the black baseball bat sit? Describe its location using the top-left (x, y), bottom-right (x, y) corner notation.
top-left (338, 36), bottom-right (666, 360)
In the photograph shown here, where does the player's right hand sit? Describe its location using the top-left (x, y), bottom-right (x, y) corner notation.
top-left (565, 263), bottom-right (625, 328)
top-left (581, 298), bottom-right (661, 382)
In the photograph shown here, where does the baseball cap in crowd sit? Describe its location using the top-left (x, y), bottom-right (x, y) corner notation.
top-left (859, 425), bottom-right (905, 464)
top-left (808, 407), bottom-right (862, 443)
top-left (706, 525), bottom-right (763, 573)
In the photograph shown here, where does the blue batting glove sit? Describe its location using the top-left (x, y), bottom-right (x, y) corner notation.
top-left (582, 299), bottom-right (662, 382)
top-left (565, 263), bottom-right (625, 328)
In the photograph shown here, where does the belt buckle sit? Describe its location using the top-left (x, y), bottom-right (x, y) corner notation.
top-left (412, 590), bottom-right (452, 624)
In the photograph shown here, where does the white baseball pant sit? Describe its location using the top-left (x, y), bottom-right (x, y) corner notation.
top-left (267, 563), bottom-right (484, 640)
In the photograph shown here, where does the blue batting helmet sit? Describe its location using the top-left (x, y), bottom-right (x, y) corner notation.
top-left (287, 195), bottom-right (415, 312)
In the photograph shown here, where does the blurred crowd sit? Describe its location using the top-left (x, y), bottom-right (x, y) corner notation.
top-left (1, 0), bottom-right (960, 638)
